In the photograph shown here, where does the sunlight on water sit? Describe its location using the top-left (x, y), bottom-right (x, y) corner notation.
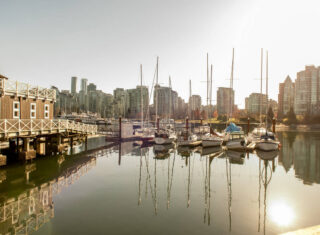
top-left (269, 201), bottom-right (295, 227)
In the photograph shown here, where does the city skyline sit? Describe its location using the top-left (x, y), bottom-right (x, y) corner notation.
top-left (1, 0), bottom-right (320, 108)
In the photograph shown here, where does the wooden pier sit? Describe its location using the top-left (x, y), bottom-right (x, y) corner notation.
top-left (0, 119), bottom-right (97, 164)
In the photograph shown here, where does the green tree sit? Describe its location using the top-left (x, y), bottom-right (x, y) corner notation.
top-left (267, 106), bottom-right (274, 124)
top-left (287, 107), bottom-right (297, 124)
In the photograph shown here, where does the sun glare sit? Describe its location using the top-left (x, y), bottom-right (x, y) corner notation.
top-left (269, 201), bottom-right (295, 227)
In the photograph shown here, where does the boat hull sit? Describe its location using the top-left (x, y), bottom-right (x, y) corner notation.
top-left (226, 139), bottom-right (246, 150)
top-left (154, 137), bottom-right (175, 145)
top-left (255, 140), bottom-right (279, 151)
top-left (202, 139), bottom-right (222, 147)
top-left (178, 140), bottom-right (202, 147)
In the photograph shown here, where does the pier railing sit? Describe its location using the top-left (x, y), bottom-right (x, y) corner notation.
top-left (0, 119), bottom-right (97, 139)
top-left (0, 78), bottom-right (56, 101)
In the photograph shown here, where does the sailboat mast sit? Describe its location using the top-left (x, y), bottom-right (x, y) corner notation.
top-left (265, 51), bottom-right (269, 130)
top-left (189, 80), bottom-right (192, 119)
top-left (169, 76), bottom-right (172, 120)
top-left (210, 64), bottom-right (213, 118)
top-left (140, 64), bottom-right (143, 129)
top-left (229, 48), bottom-right (234, 120)
top-left (207, 53), bottom-right (209, 109)
top-left (155, 56), bottom-right (159, 121)
top-left (260, 48), bottom-right (263, 125)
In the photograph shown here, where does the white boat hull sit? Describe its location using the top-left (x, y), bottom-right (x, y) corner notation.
top-left (255, 140), bottom-right (279, 151)
top-left (202, 139), bottom-right (222, 147)
top-left (178, 140), bottom-right (202, 147)
top-left (155, 137), bottom-right (175, 145)
top-left (226, 139), bottom-right (246, 150)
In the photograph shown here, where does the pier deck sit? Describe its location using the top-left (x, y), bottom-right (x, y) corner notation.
top-left (0, 119), bottom-right (97, 140)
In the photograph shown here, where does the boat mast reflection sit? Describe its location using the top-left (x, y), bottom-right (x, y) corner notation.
top-left (203, 150), bottom-right (224, 226)
top-left (256, 150), bottom-right (278, 235)
top-left (226, 154), bottom-right (232, 232)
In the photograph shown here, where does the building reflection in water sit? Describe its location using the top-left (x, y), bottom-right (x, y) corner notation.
top-left (0, 157), bottom-right (96, 235)
top-left (278, 132), bottom-right (320, 185)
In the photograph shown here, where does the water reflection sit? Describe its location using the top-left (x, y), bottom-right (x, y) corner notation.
top-left (0, 132), bottom-right (319, 235)
top-left (257, 150), bottom-right (279, 234)
top-left (0, 155), bottom-right (96, 235)
top-left (278, 132), bottom-right (320, 184)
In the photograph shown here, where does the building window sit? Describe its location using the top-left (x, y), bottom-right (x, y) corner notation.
top-left (30, 103), bottom-right (36, 119)
top-left (13, 101), bottom-right (20, 119)
top-left (44, 104), bottom-right (49, 119)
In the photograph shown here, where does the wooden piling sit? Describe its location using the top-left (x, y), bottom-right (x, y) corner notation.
top-left (119, 117), bottom-right (122, 141)
top-left (272, 118), bottom-right (276, 133)
top-left (186, 117), bottom-right (189, 131)
top-left (157, 118), bottom-right (160, 131)
top-left (247, 117), bottom-right (250, 134)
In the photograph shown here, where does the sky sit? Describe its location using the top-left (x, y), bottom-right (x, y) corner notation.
top-left (1, 0), bottom-right (320, 108)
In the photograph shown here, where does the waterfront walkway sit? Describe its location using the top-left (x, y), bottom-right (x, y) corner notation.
top-left (0, 119), bottom-right (97, 140)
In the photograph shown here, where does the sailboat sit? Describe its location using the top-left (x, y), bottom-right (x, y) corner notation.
top-left (177, 80), bottom-right (201, 147)
top-left (135, 64), bottom-right (155, 144)
top-left (248, 49), bottom-right (267, 144)
top-left (201, 54), bottom-right (223, 148)
top-left (154, 76), bottom-right (177, 145)
top-left (224, 49), bottom-right (247, 150)
top-left (255, 52), bottom-right (280, 151)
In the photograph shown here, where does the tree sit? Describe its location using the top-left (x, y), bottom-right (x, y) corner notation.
top-left (286, 107), bottom-right (297, 124)
top-left (267, 106), bottom-right (274, 124)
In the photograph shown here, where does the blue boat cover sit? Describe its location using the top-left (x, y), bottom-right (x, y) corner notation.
top-left (225, 122), bottom-right (241, 133)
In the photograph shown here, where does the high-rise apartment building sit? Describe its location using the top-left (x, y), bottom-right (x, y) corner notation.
top-left (153, 85), bottom-right (178, 118)
top-left (217, 87), bottom-right (234, 116)
top-left (278, 76), bottom-right (295, 116)
top-left (246, 93), bottom-right (267, 115)
top-left (71, 76), bottom-right (77, 94)
top-left (294, 65), bottom-right (320, 115)
top-left (80, 78), bottom-right (88, 94)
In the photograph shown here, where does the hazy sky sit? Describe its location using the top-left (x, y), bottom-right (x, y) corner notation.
top-left (1, 0), bottom-right (320, 108)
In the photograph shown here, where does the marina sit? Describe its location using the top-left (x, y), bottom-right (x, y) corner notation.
top-left (0, 132), bottom-right (319, 235)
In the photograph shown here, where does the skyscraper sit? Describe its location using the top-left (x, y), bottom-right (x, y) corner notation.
top-left (246, 93), bottom-right (267, 115)
top-left (278, 75), bottom-right (295, 116)
top-left (80, 78), bottom-right (88, 94)
top-left (217, 87), bottom-right (234, 116)
top-left (294, 65), bottom-right (320, 115)
top-left (71, 76), bottom-right (77, 94)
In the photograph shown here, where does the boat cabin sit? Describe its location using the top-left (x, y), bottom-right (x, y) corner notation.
top-left (0, 75), bottom-right (56, 119)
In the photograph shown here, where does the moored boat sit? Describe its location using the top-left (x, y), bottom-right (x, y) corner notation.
top-left (154, 129), bottom-right (176, 145)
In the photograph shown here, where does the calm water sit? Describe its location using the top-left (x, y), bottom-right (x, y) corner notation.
top-left (0, 132), bottom-right (320, 235)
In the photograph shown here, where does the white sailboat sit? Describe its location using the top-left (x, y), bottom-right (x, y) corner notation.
top-left (154, 76), bottom-right (177, 145)
top-left (255, 51), bottom-right (280, 151)
top-left (201, 54), bottom-right (223, 148)
top-left (248, 49), bottom-right (267, 144)
top-left (177, 80), bottom-right (201, 147)
top-left (224, 49), bottom-right (247, 150)
top-left (135, 64), bottom-right (154, 144)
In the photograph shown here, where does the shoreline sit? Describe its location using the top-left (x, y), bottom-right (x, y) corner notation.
top-left (276, 124), bottom-right (320, 132)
